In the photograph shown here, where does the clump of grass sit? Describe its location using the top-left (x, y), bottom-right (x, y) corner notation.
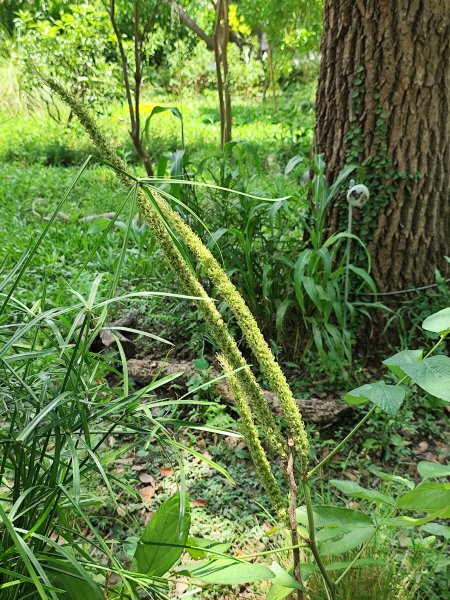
top-left (0, 182), bottom-right (210, 598)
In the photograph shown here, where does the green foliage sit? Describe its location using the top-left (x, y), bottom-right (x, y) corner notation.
top-left (179, 556), bottom-right (275, 585)
top-left (16, 3), bottom-right (120, 120)
top-left (134, 493), bottom-right (191, 576)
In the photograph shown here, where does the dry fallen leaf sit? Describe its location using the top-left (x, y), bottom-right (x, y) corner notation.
top-left (138, 473), bottom-right (155, 485)
top-left (140, 485), bottom-right (156, 503)
top-left (414, 441), bottom-right (429, 454)
top-left (131, 464), bottom-right (146, 472)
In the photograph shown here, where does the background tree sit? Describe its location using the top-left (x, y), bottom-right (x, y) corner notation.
top-left (163, 0), bottom-right (235, 146)
top-left (315, 1), bottom-right (450, 291)
top-left (107, 0), bottom-right (168, 175)
top-left (235, 0), bottom-right (323, 99)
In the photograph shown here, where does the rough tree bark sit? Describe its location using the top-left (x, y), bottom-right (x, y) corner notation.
top-left (315, 0), bottom-right (450, 291)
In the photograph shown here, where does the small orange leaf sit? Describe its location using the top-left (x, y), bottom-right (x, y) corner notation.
top-left (160, 467), bottom-right (174, 477)
top-left (192, 498), bottom-right (208, 507)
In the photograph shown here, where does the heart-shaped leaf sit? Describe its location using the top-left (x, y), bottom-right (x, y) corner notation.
top-left (383, 349), bottom-right (423, 379)
top-left (400, 355), bottom-right (450, 402)
top-left (344, 381), bottom-right (406, 416)
top-left (422, 307), bottom-right (450, 335)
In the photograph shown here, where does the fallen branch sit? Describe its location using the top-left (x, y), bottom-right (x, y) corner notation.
top-left (128, 357), bottom-right (350, 424)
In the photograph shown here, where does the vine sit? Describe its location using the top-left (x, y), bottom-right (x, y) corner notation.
top-left (344, 65), bottom-right (419, 246)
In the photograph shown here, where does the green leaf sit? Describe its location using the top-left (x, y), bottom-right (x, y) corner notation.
top-left (397, 483), bottom-right (450, 511)
top-left (179, 559), bottom-right (275, 585)
top-left (330, 480), bottom-right (395, 505)
top-left (266, 582), bottom-right (295, 600)
top-left (320, 526), bottom-right (375, 556)
top-left (417, 461), bottom-right (450, 479)
top-left (386, 507), bottom-right (450, 527)
top-left (422, 307), bottom-right (450, 335)
top-left (421, 523), bottom-right (450, 540)
top-left (266, 562), bottom-right (305, 599)
top-left (383, 349), bottom-right (423, 379)
top-left (134, 494), bottom-right (190, 576)
top-left (296, 505), bottom-right (374, 557)
top-left (284, 155), bottom-right (304, 175)
top-left (367, 465), bottom-right (415, 490)
top-left (186, 537), bottom-right (231, 560)
top-left (267, 562), bottom-right (304, 591)
top-left (400, 355), bottom-right (450, 402)
top-left (296, 505), bottom-right (374, 529)
top-left (344, 381), bottom-right (406, 416)
top-left (45, 560), bottom-right (103, 600)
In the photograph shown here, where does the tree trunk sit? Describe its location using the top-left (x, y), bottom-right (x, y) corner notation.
top-left (214, 0), bottom-right (232, 147)
top-left (315, 0), bottom-right (450, 291)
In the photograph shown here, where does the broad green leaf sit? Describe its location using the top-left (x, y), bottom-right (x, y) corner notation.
top-left (296, 505), bottom-right (373, 529)
top-left (266, 582), bottom-right (295, 600)
top-left (270, 562), bottom-right (304, 590)
top-left (45, 560), bottom-right (103, 600)
top-left (385, 507), bottom-right (450, 527)
top-left (421, 523), bottom-right (450, 539)
top-left (134, 494), bottom-right (190, 576)
top-left (417, 461), bottom-right (450, 479)
top-left (400, 355), bottom-right (450, 402)
top-left (344, 381), bottom-right (406, 416)
top-left (383, 349), bottom-right (423, 379)
top-left (179, 558), bottom-right (275, 585)
top-left (330, 480), bottom-right (395, 505)
top-left (397, 483), bottom-right (450, 511)
top-left (319, 526), bottom-right (375, 556)
top-left (422, 307), bottom-right (450, 335)
top-left (367, 465), bottom-right (415, 490)
top-left (284, 155), bottom-right (304, 175)
top-left (186, 537), bottom-right (231, 560)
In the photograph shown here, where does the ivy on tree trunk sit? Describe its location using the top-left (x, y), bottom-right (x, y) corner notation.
top-left (315, 0), bottom-right (450, 291)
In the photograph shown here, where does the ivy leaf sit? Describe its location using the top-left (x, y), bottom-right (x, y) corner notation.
top-left (422, 307), bottom-right (450, 335)
top-left (344, 381), bottom-right (406, 416)
top-left (400, 355), bottom-right (450, 402)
